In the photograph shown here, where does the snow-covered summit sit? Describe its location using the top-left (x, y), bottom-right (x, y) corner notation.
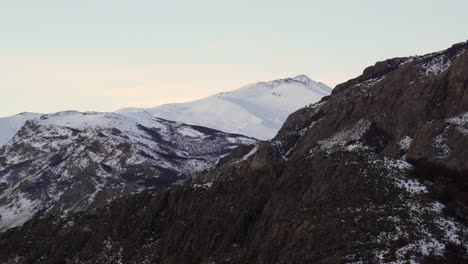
top-left (291, 74), bottom-right (313, 83)
top-left (0, 75), bottom-right (330, 145)
top-left (119, 75), bottom-right (332, 140)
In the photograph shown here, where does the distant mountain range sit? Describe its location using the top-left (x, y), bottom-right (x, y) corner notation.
top-left (0, 75), bottom-right (331, 146)
top-left (0, 75), bottom-right (329, 232)
top-left (119, 75), bottom-right (332, 140)
top-left (1, 41), bottom-right (466, 263)
top-left (0, 110), bottom-right (257, 231)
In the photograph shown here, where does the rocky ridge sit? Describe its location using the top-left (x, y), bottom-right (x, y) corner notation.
top-left (0, 111), bottom-right (257, 232)
top-left (0, 41), bottom-right (467, 263)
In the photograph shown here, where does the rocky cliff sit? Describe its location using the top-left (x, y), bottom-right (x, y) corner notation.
top-left (0, 41), bottom-right (467, 263)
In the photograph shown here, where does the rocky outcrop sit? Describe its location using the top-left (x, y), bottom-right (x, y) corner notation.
top-left (407, 112), bottom-right (468, 223)
top-left (0, 41), bottom-right (467, 263)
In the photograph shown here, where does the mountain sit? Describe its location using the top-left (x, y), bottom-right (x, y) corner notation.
top-left (0, 75), bottom-right (330, 146)
top-left (0, 75), bottom-right (327, 232)
top-left (1, 42), bottom-right (468, 263)
top-left (0, 113), bottom-right (41, 146)
top-left (0, 110), bottom-right (257, 232)
top-left (119, 75), bottom-right (332, 140)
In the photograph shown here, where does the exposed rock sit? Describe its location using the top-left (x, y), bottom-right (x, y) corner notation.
top-left (0, 41), bottom-right (467, 263)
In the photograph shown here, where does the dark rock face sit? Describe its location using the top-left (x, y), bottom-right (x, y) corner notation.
top-left (407, 113), bottom-right (468, 223)
top-left (0, 42), bottom-right (468, 263)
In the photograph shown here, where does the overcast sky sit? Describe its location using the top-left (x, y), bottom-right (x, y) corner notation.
top-left (1, 0), bottom-right (467, 117)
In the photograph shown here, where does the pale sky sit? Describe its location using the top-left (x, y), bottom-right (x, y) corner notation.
top-left (1, 0), bottom-right (467, 117)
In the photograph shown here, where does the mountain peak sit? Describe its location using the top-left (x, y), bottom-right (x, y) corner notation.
top-left (118, 76), bottom-right (331, 140)
top-left (291, 74), bottom-right (312, 83)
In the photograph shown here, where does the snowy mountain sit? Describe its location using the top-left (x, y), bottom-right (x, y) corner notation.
top-left (0, 112), bottom-right (41, 146)
top-left (0, 110), bottom-right (257, 231)
top-left (1, 41), bottom-right (467, 263)
top-left (119, 75), bottom-right (332, 140)
top-left (0, 74), bottom-right (328, 232)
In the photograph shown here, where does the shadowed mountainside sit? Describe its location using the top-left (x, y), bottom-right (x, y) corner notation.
top-left (1, 41), bottom-right (468, 263)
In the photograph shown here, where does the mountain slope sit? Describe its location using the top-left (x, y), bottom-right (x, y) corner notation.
top-left (1, 42), bottom-right (468, 263)
top-left (0, 110), bottom-right (257, 232)
top-left (0, 113), bottom-right (41, 146)
top-left (119, 75), bottom-right (332, 140)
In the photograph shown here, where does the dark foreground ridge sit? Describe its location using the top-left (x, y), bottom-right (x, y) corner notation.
top-left (1, 41), bottom-right (468, 263)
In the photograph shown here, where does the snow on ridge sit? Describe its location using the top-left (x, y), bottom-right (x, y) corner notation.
top-left (2, 110), bottom-right (229, 149)
top-left (419, 46), bottom-right (466, 76)
top-left (447, 112), bottom-right (468, 135)
top-left (118, 75), bottom-right (332, 140)
top-left (177, 126), bottom-right (207, 138)
top-left (291, 74), bottom-right (312, 83)
top-left (0, 112), bottom-right (42, 146)
top-left (0, 76), bottom-right (331, 144)
top-left (235, 145), bottom-right (259, 164)
top-left (354, 76), bottom-right (386, 89)
top-left (430, 112), bottom-right (468, 159)
top-left (0, 109), bottom-right (258, 232)
top-left (351, 44), bottom-right (466, 92)
top-left (243, 74), bottom-right (315, 88)
top-left (420, 54), bottom-right (452, 76)
top-left (309, 119), bottom-right (372, 156)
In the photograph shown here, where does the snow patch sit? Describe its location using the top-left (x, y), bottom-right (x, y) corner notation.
top-left (177, 126), bottom-right (207, 138)
top-left (394, 178), bottom-right (428, 194)
top-left (310, 119), bottom-right (372, 155)
top-left (366, 155), bottom-right (468, 263)
top-left (238, 145), bottom-right (259, 163)
top-left (355, 76), bottom-right (386, 89)
top-left (193, 182), bottom-right (213, 189)
top-left (447, 112), bottom-right (468, 135)
top-left (433, 133), bottom-right (451, 159)
top-left (383, 157), bottom-right (414, 171)
top-left (0, 193), bottom-right (39, 232)
top-left (419, 48), bottom-right (465, 76)
top-left (398, 136), bottom-right (412, 152)
top-left (420, 55), bottom-right (452, 76)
